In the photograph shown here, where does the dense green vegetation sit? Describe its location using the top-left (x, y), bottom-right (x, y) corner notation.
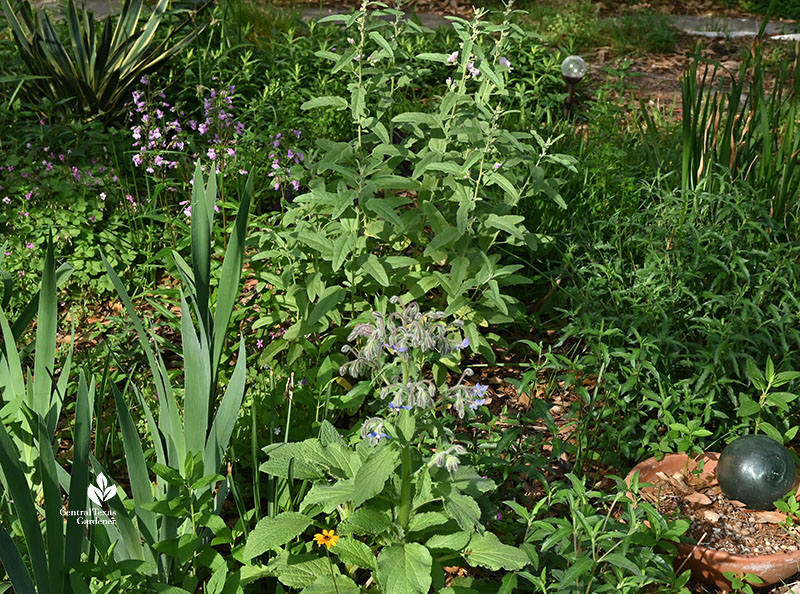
top-left (1, 0), bottom-right (800, 592)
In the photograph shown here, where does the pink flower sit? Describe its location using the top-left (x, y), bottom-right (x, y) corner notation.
top-left (256, 339), bottom-right (263, 348)
top-left (26, 242), bottom-right (34, 249)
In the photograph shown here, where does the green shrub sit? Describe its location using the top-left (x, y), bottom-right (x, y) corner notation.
top-left (550, 182), bottom-right (800, 466)
top-left (249, 1), bottom-right (575, 372)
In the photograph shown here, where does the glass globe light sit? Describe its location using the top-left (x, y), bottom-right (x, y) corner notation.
top-left (716, 434), bottom-right (796, 510)
top-left (561, 55), bottom-right (587, 84)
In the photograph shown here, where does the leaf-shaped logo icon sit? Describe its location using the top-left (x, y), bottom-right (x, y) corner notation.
top-left (88, 473), bottom-right (117, 506)
top-left (87, 484), bottom-right (103, 507)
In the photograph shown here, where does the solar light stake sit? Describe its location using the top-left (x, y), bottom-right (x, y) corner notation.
top-left (561, 55), bottom-right (587, 118)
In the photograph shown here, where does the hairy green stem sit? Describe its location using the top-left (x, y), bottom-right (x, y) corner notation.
top-left (399, 444), bottom-right (412, 535)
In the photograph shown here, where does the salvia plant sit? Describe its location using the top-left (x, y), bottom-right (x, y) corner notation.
top-left (251, 0), bottom-right (576, 364)
top-left (246, 299), bottom-right (530, 594)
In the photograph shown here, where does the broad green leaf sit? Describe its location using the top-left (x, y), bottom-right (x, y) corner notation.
top-left (603, 552), bottom-right (641, 575)
top-left (560, 556), bottom-right (595, 584)
top-left (352, 445), bottom-right (400, 506)
top-left (377, 543), bottom-right (433, 594)
top-left (737, 394), bottom-right (761, 417)
top-left (300, 480), bottom-right (354, 514)
top-left (333, 537), bottom-right (377, 570)
top-left (444, 492), bottom-right (482, 532)
top-left (415, 52), bottom-right (450, 63)
top-left (408, 512), bottom-right (449, 533)
top-left (339, 506), bottom-right (391, 536)
top-left (301, 96), bottom-right (348, 110)
top-left (301, 575), bottom-right (360, 594)
top-left (426, 532), bottom-right (470, 552)
top-left (464, 532), bottom-right (529, 571)
top-left (363, 254), bottom-right (390, 287)
top-left (484, 214), bottom-right (526, 241)
top-left (268, 554), bottom-right (330, 589)
top-left (307, 286), bottom-right (346, 328)
top-left (368, 30), bottom-right (393, 56)
top-left (244, 512), bottom-right (313, 560)
top-left (392, 112), bottom-right (441, 128)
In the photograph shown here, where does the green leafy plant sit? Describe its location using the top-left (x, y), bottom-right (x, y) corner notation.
top-left (251, 0), bottom-right (575, 367)
top-left (0, 0), bottom-right (206, 120)
top-left (739, 357), bottom-right (800, 443)
top-left (92, 163), bottom-right (252, 589)
top-left (512, 476), bottom-right (692, 593)
top-left (244, 300), bottom-right (530, 593)
top-left (0, 240), bottom-right (90, 594)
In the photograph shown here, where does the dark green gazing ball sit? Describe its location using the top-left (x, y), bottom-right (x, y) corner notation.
top-left (716, 435), bottom-right (796, 510)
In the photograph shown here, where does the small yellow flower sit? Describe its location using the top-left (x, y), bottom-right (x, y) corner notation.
top-left (313, 529), bottom-right (339, 549)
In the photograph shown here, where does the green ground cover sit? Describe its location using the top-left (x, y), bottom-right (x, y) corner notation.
top-left (1, 0), bottom-right (800, 592)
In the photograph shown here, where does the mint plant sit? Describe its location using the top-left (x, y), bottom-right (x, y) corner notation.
top-left (244, 299), bottom-right (529, 593)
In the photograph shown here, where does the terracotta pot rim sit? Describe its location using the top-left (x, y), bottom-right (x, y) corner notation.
top-left (625, 452), bottom-right (800, 562)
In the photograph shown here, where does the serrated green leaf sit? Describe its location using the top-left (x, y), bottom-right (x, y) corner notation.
top-left (464, 532), bottom-right (529, 571)
top-left (444, 492), bottom-right (482, 532)
top-left (339, 506), bottom-right (391, 536)
top-left (301, 575), bottom-right (359, 594)
top-left (244, 512), bottom-right (312, 560)
top-left (409, 512), bottom-right (449, 533)
top-left (352, 445), bottom-right (399, 506)
top-left (376, 543), bottom-right (432, 594)
top-left (426, 532), bottom-right (470, 552)
top-left (300, 480), bottom-right (354, 514)
top-left (268, 554), bottom-right (331, 589)
top-left (333, 537), bottom-right (377, 570)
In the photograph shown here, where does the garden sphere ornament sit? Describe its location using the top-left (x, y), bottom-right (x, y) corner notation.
top-left (561, 55), bottom-right (587, 84)
top-left (561, 55), bottom-right (587, 117)
top-left (716, 434), bottom-right (796, 510)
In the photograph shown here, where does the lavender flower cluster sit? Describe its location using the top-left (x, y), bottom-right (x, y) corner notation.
top-left (187, 85), bottom-right (245, 161)
top-left (128, 79), bottom-right (247, 181)
top-left (129, 77), bottom-right (185, 173)
top-left (266, 131), bottom-right (304, 192)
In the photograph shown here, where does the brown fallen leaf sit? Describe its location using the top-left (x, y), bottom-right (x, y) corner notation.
top-left (685, 492), bottom-right (712, 505)
top-left (703, 510), bottom-right (720, 523)
top-left (751, 510), bottom-right (789, 524)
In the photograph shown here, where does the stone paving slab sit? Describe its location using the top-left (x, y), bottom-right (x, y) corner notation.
top-left (668, 14), bottom-right (798, 39)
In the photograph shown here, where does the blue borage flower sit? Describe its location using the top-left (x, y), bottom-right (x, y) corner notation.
top-left (361, 418), bottom-right (390, 445)
top-left (340, 297), bottom-right (468, 379)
